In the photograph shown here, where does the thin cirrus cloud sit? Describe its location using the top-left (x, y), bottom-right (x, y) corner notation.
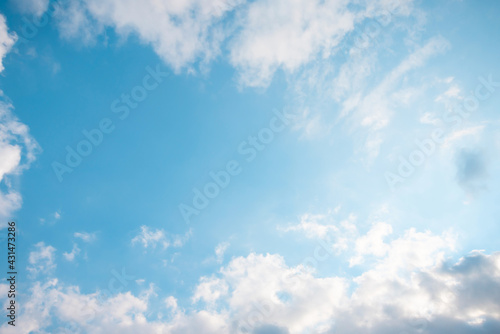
top-left (74, 231), bottom-right (97, 242)
top-left (40, 0), bottom-right (444, 162)
top-left (53, 0), bottom-right (244, 69)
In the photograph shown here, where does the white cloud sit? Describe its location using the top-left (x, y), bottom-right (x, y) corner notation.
top-left (63, 243), bottom-right (81, 262)
top-left (278, 212), bottom-right (340, 239)
top-left (73, 232), bottom-right (97, 242)
top-left (27, 242), bottom-right (56, 277)
top-left (229, 0), bottom-right (358, 87)
top-left (229, 0), bottom-right (419, 87)
top-left (215, 242), bottom-right (230, 263)
top-left (165, 296), bottom-right (178, 311)
top-left (340, 36), bottom-right (450, 164)
top-left (279, 211), bottom-right (358, 254)
top-left (53, 0), bottom-right (243, 71)
top-left (42, 0), bottom-right (420, 88)
top-left (349, 222), bottom-right (392, 266)
top-left (172, 228), bottom-right (193, 248)
top-left (9, 279), bottom-right (150, 334)
top-left (442, 125), bottom-right (485, 149)
top-left (0, 190), bottom-right (22, 221)
top-left (53, 0), bottom-right (105, 46)
top-left (0, 14), bottom-right (16, 73)
top-left (4, 227), bottom-right (500, 333)
top-left (131, 226), bottom-right (191, 250)
top-left (74, 231), bottom-right (97, 242)
top-left (132, 225), bottom-right (169, 249)
top-left (192, 276), bottom-right (228, 305)
top-left (0, 98), bottom-right (40, 222)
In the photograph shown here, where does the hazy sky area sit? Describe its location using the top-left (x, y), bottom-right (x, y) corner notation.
top-left (0, 0), bottom-right (500, 333)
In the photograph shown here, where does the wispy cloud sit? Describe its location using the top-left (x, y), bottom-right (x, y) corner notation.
top-left (63, 243), bottom-right (81, 262)
top-left (27, 242), bottom-right (56, 277)
top-left (74, 231), bottom-right (97, 243)
top-left (215, 242), bottom-right (230, 264)
top-left (0, 14), bottom-right (17, 73)
top-left (131, 225), bottom-right (192, 250)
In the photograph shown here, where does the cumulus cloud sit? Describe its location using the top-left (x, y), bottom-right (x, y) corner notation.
top-left (3, 225), bottom-right (500, 333)
top-left (192, 276), bottom-right (228, 305)
top-left (349, 222), bottom-right (392, 266)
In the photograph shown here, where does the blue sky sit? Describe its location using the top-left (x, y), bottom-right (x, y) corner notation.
top-left (0, 0), bottom-right (500, 333)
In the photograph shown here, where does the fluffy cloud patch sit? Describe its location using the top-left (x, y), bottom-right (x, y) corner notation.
top-left (229, 0), bottom-right (418, 87)
top-left (4, 226), bottom-right (500, 333)
top-left (0, 17), bottom-right (40, 222)
top-left (63, 243), bottom-right (81, 262)
top-left (53, 0), bottom-right (244, 70)
top-left (27, 242), bottom-right (57, 277)
top-left (0, 105), bottom-right (39, 219)
top-left (44, 0), bottom-right (420, 87)
top-left (229, 0), bottom-right (357, 87)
